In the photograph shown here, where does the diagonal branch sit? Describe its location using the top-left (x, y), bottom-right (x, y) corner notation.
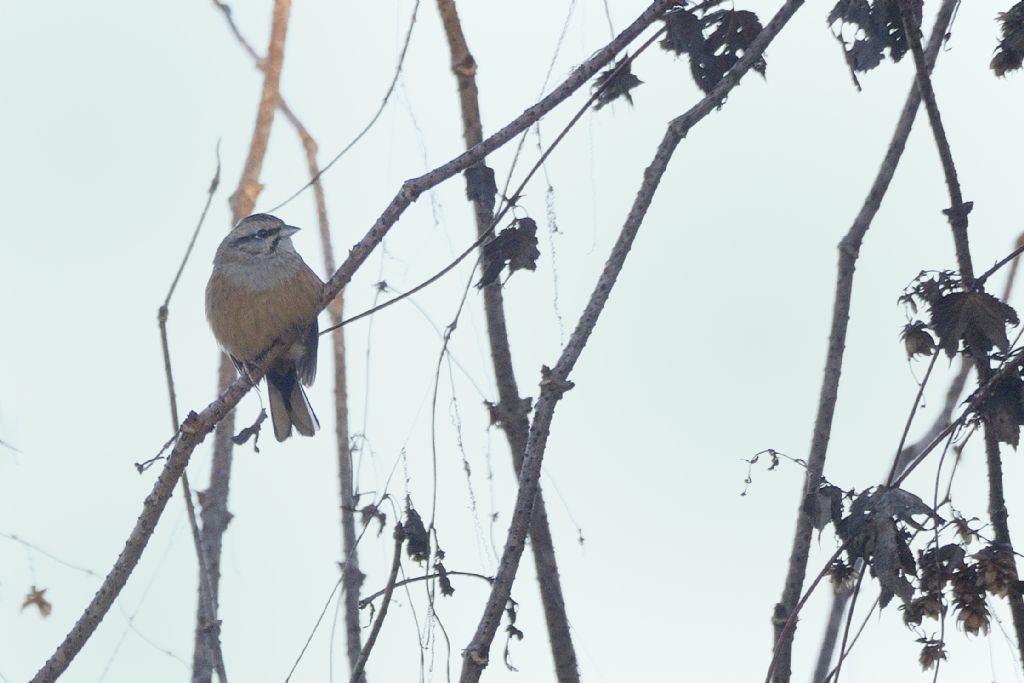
top-left (28, 4), bottom-right (675, 680)
top-left (433, 1), bottom-right (579, 680)
top-left (458, 0), bottom-right (806, 679)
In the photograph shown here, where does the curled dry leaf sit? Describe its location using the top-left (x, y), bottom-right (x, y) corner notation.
top-left (975, 371), bottom-right (1024, 447)
top-left (900, 321), bottom-right (935, 359)
top-left (992, 1), bottom-right (1024, 76)
top-left (403, 504), bottom-right (430, 562)
top-left (465, 163), bottom-right (497, 212)
top-left (22, 586), bottom-right (52, 617)
top-left (477, 218), bottom-right (541, 288)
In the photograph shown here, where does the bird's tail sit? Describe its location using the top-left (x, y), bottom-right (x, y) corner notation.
top-left (266, 368), bottom-right (319, 442)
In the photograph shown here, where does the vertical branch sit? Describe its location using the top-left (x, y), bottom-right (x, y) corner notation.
top-left (195, 1), bottom-right (293, 681)
top-left (158, 158), bottom-right (229, 683)
top-left (348, 526), bottom-right (404, 683)
top-left (897, 0), bottom-right (1024, 667)
top-left (458, 3), bottom-right (804, 679)
top-left (433, 1), bottom-right (579, 680)
top-left (786, 2), bottom-right (959, 679)
top-left (292, 122), bottom-right (365, 681)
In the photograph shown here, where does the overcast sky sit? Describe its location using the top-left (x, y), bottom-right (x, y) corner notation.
top-left (3, 1), bottom-right (1024, 681)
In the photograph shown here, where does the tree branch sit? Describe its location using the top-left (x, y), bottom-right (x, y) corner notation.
top-left (347, 525), bottom-right (404, 683)
top-left (29, 4), bottom-right (675, 679)
top-left (458, 2), bottom-right (806, 679)
top-left (770, 2), bottom-right (956, 679)
top-left (433, 0), bottom-right (579, 680)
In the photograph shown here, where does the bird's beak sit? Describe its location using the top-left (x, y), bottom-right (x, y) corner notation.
top-left (281, 225), bottom-right (301, 237)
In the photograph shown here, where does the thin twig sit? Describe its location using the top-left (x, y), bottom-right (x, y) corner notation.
top-left (348, 526), bottom-right (405, 683)
top-left (771, 2), bottom-right (957, 679)
top-left (358, 570), bottom-right (492, 607)
top-left (156, 152), bottom-right (227, 682)
top-left (459, 2), bottom-right (806, 678)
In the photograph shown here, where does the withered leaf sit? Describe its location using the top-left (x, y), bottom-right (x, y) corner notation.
top-left (403, 505), bottom-right (430, 562)
top-left (807, 483), bottom-right (844, 532)
top-left (978, 372), bottom-right (1024, 447)
top-left (992, 2), bottom-right (1024, 76)
top-left (900, 321), bottom-right (935, 359)
top-left (929, 291), bottom-right (1019, 358)
top-left (22, 586), bottom-right (52, 617)
top-left (837, 487), bottom-right (939, 607)
top-left (465, 164), bottom-right (497, 212)
top-left (662, 7), bottom-right (766, 93)
top-left (476, 218), bottom-right (540, 288)
top-left (435, 561), bottom-right (455, 596)
top-left (592, 56), bottom-right (643, 110)
top-left (827, 0), bottom-right (921, 73)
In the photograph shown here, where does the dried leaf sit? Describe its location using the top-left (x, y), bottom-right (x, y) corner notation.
top-left (977, 372), bottom-right (1024, 447)
top-left (403, 504), bottom-right (430, 562)
top-left (22, 586), bottom-right (52, 617)
top-left (837, 487), bottom-right (939, 607)
top-left (477, 218), bottom-right (541, 288)
top-left (662, 7), bottom-right (766, 93)
top-left (929, 290), bottom-right (1019, 358)
top-left (827, 0), bottom-right (921, 73)
top-left (992, 2), bottom-right (1024, 76)
top-left (435, 561), bottom-right (455, 596)
top-left (900, 321), bottom-right (935, 359)
top-left (465, 164), bottom-right (497, 212)
top-left (807, 483), bottom-right (844, 532)
top-left (593, 56), bottom-right (643, 110)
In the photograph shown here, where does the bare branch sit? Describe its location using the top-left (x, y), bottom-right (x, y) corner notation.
top-left (29, 4), bottom-right (675, 678)
top-left (459, 2), bottom-right (806, 678)
top-left (433, 0), bottom-right (578, 679)
top-left (348, 526), bottom-right (404, 683)
top-left (771, 1), bottom-right (958, 679)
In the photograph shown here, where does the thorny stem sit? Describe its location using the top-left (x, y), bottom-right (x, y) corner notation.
top-left (771, 2), bottom-right (956, 680)
top-left (458, 2), bottom-right (807, 679)
top-left (433, 0), bottom-right (579, 680)
top-left (28, 4), bottom-right (678, 680)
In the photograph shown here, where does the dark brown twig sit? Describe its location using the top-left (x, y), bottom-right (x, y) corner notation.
top-left (156, 153), bottom-right (227, 683)
top-left (771, 2), bottom-right (957, 679)
top-left (459, 2), bottom-right (806, 679)
top-left (348, 526), bottom-right (404, 683)
top-left (433, 0), bottom-right (579, 679)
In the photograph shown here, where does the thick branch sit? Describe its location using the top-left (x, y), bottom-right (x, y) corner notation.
top-left (458, 2), bottom-right (805, 679)
top-left (434, 0), bottom-right (578, 680)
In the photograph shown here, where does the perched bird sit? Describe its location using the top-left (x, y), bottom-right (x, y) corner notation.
top-left (206, 213), bottom-right (324, 441)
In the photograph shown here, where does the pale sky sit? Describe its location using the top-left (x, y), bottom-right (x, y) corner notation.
top-left (2, 1), bottom-right (1024, 681)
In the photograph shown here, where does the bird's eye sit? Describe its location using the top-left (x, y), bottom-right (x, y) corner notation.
top-left (256, 229), bottom-right (270, 238)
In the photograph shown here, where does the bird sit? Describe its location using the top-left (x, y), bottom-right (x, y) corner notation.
top-left (205, 213), bottom-right (324, 442)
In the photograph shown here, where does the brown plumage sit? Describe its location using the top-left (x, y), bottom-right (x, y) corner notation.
top-left (205, 214), bottom-right (324, 441)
